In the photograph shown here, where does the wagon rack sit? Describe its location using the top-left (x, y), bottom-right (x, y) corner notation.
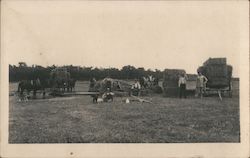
top-left (49, 90), bottom-right (99, 97)
top-left (204, 83), bottom-right (232, 101)
top-left (198, 58), bottom-right (233, 101)
top-left (49, 89), bottom-right (128, 98)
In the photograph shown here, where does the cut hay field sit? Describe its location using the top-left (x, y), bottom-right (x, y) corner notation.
top-left (9, 81), bottom-right (240, 143)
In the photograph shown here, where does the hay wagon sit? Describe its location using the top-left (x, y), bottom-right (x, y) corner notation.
top-left (49, 67), bottom-right (74, 96)
top-left (198, 58), bottom-right (233, 100)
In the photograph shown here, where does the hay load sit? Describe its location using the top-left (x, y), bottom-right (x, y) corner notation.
top-left (90, 78), bottom-right (132, 94)
top-left (203, 58), bottom-right (226, 66)
top-left (163, 69), bottom-right (186, 97)
top-left (198, 58), bottom-right (232, 88)
top-left (50, 68), bottom-right (71, 81)
top-left (50, 67), bottom-right (71, 88)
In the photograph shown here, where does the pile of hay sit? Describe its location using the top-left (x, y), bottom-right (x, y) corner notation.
top-left (163, 69), bottom-right (186, 97)
top-left (203, 58), bottom-right (227, 66)
top-left (50, 68), bottom-right (71, 81)
top-left (116, 80), bottom-right (133, 92)
top-left (50, 68), bottom-right (71, 89)
top-left (198, 58), bottom-right (233, 88)
top-left (91, 78), bottom-right (132, 94)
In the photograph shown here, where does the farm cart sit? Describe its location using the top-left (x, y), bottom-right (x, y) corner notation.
top-left (49, 67), bottom-right (75, 95)
top-left (204, 83), bottom-right (232, 100)
top-left (198, 58), bottom-right (233, 100)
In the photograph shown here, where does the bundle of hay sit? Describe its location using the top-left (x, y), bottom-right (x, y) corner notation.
top-left (50, 68), bottom-right (71, 89)
top-left (163, 69), bottom-right (186, 97)
top-left (116, 80), bottom-right (132, 92)
top-left (50, 68), bottom-right (71, 80)
top-left (91, 78), bottom-right (132, 94)
top-left (91, 78), bottom-right (112, 93)
top-left (197, 58), bottom-right (232, 88)
top-left (203, 58), bottom-right (227, 66)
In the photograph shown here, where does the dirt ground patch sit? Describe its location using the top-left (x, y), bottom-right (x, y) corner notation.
top-left (9, 81), bottom-right (240, 143)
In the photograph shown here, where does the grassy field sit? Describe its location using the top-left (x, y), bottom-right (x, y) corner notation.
top-left (9, 81), bottom-right (240, 143)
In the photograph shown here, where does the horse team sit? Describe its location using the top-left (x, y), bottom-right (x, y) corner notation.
top-left (17, 78), bottom-right (76, 99)
top-left (17, 68), bottom-right (158, 100)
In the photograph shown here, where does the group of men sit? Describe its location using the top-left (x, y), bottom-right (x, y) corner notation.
top-left (139, 75), bottom-right (159, 88)
top-left (89, 77), bottom-right (114, 102)
top-left (178, 71), bottom-right (208, 98)
top-left (88, 72), bottom-right (208, 101)
top-left (131, 72), bottom-right (208, 98)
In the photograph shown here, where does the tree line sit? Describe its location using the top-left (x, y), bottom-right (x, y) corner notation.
top-left (9, 62), bottom-right (164, 82)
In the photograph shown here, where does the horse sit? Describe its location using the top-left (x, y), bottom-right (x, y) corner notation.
top-left (17, 78), bottom-right (51, 99)
top-left (67, 79), bottom-right (77, 92)
top-left (50, 78), bottom-right (68, 92)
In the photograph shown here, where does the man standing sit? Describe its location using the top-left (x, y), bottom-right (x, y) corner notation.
top-left (178, 73), bottom-right (187, 98)
top-left (89, 78), bottom-right (96, 92)
top-left (196, 72), bottom-right (208, 98)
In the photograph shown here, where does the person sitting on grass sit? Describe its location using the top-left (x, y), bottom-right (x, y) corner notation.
top-left (196, 71), bottom-right (208, 98)
top-left (102, 88), bottom-right (114, 102)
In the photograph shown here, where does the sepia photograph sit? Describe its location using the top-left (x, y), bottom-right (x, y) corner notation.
top-left (1, 0), bottom-right (249, 157)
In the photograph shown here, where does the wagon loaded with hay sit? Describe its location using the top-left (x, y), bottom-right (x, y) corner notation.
top-left (197, 58), bottom-right (233, 99)
top-left (49, 67), bottom-right (72, 95)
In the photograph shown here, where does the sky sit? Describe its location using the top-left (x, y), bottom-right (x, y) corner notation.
top-left (2, 1), bottom-right (247, 77)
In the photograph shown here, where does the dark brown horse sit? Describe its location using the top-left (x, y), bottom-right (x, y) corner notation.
top-left (17, 78), bottom-right (51, 99)
top-left (67, 79), bottom-right (77, 92)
